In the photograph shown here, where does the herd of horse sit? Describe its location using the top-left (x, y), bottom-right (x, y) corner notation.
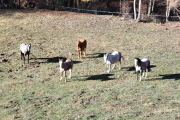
top-left (20, 39), bottom-right (150, 82)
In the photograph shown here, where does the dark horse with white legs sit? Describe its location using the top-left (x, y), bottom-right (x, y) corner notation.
top-left (134, 58), bottom-right (150, 81)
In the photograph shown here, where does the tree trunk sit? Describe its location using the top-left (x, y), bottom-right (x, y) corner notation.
top-left (148, 0), bottom-right (152, 16)
top-left (73, 0), bottom-right (75, 8)
top-left (137, 0), bottom-right (142, 21)
top-left (19, 0), bottom-right (20, 8)
top-left (120, 0), bottom-right (121, 15)
top-left (134, 0), bottom-right (136, 19)
top-left (68, 0), bottom-right (71, 7)
top-left (1, 0), bottom-right (3, 8)
top-left (77, 0), bottom-right (79, 12)
top-left (152, 0), bottom-right (155, 12)
top-left (123, 0), bottom-right (125, 14)
top-left (166, 0), bottom-right (171, 21)
top-left (46, 0), bottom-right (48, 9)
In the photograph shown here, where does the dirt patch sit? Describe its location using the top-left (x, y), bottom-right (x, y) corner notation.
top-left (161, 21), bottom-right (180, 28)
top-left (80, 96), bottom-right (96, 105)
top-left (3, 101), bottom-right (20, 109)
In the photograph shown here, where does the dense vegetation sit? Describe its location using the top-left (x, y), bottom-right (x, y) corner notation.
top-left (1, 0), bottom-right (180, 22)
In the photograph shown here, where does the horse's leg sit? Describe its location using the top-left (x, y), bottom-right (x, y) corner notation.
top-left (28, 53), bottom-right (29, 63)
top-left (21, 52), bottom-right (23, 60)
top-left (139, 70), bottom-right (142, 81)
top-left (142, 70), bottom-right (145, 77)
top-left (78, 50), bottom-right (80, 58)
top-left (23, 54), bottom-right (25, 64)
top-left (64, 71), bottom-right (67, 82)
top-left (112, 64), bottom-right (116, 69)
top-left (60, 71), bottom-right (63, 81)
top-left (136, 72), bottom-right (139, 80)
top-left (69, 69), bottom-right (72, 78)
top-left (81, 50), bottom-right (83, 58)
top-left (118, 60), bottom-right (121, 70)
top-left (107, 64), bottom-right (110, 73)
top-left (84, 48), bottom-right (86, 56)
top-left (145, 69), bottom-right (148, 78)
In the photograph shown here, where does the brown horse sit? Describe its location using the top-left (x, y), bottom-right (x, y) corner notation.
top-left (77, 39), bottom-right (87, 58)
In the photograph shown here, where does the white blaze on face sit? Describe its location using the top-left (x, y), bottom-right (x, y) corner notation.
top-left (59, 60), bottom-right (63, 68)
top-left (134, 59), bottom-right (138, 67)
top-left (134, 59), bottom-right (141, 72)
top-left (28, 44), bottom-right (31, 51)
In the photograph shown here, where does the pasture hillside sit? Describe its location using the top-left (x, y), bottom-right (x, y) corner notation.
top-left (0, 9), bottom-right (180, 119)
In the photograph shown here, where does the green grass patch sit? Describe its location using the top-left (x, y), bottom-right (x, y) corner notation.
top-left (0, 9), bottom-right (180, 119)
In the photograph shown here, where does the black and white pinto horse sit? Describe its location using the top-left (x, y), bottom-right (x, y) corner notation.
top-left (134, 58), bottom-right (150, 81)
top-left (104, 51), bottom-right (121, 73)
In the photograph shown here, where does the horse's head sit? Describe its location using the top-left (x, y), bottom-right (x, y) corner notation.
top-left (59, 59), bottom-right (64, 67)
top-left (28, 43), bottom-right (31, 52)
top-left (134, 58), bottom-right (141, 67)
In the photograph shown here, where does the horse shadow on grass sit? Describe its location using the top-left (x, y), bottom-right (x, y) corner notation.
top-left (85, 53), bottom-right (105, 59)
top-left (84, 74), bottom-right (115, 81)
top-left (31, 57), bottom-right (82, 64)
top-left (123, 65), bottom-right (157, 72)
top-left (145, 73), bottom-right (180, 81)
top-left (159, 73), bottom-right (180, 81)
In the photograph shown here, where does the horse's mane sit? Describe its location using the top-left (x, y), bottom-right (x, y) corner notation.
top-left (106, 53), bottom-right (110, 60)
top-left (135, 58), bottom-right (141, 64)
top-left (59, 59), bottom-right (64, 68)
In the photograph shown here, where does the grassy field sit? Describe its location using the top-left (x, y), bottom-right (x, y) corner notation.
top-left (0, 9), bottom-right (180, 119)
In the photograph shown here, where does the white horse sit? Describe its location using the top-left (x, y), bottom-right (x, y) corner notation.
top-left (134, 58), bottom-right (150, 81)
top-left (104, 51), bottom-right (121, 73)
top-left (59, 59), bottom-right (73, 82)
top-left (20, 43), bottom-right (31, 64)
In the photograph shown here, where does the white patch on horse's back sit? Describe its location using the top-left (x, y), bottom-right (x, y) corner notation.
top-left (111, 51), bottom-right (119, 55)
top-left (141, 58), bottom-right (148, 62)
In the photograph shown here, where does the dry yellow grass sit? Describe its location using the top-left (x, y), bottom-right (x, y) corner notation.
top-left (0, 9), bottom-right (180, 119)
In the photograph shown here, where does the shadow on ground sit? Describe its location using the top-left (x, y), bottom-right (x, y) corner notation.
top-left (31, 57), bottom-right (82, 64)
top-left (145, 73), bottom-right (180, 81)
top-left (85, 74), bottom-right (115, 81)
top-left (159, 73), bottom-right (180, 81)
top-left (86, 53), bottom-right (105, 58)
top-left (123, 65), bottom-right (157, 72)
